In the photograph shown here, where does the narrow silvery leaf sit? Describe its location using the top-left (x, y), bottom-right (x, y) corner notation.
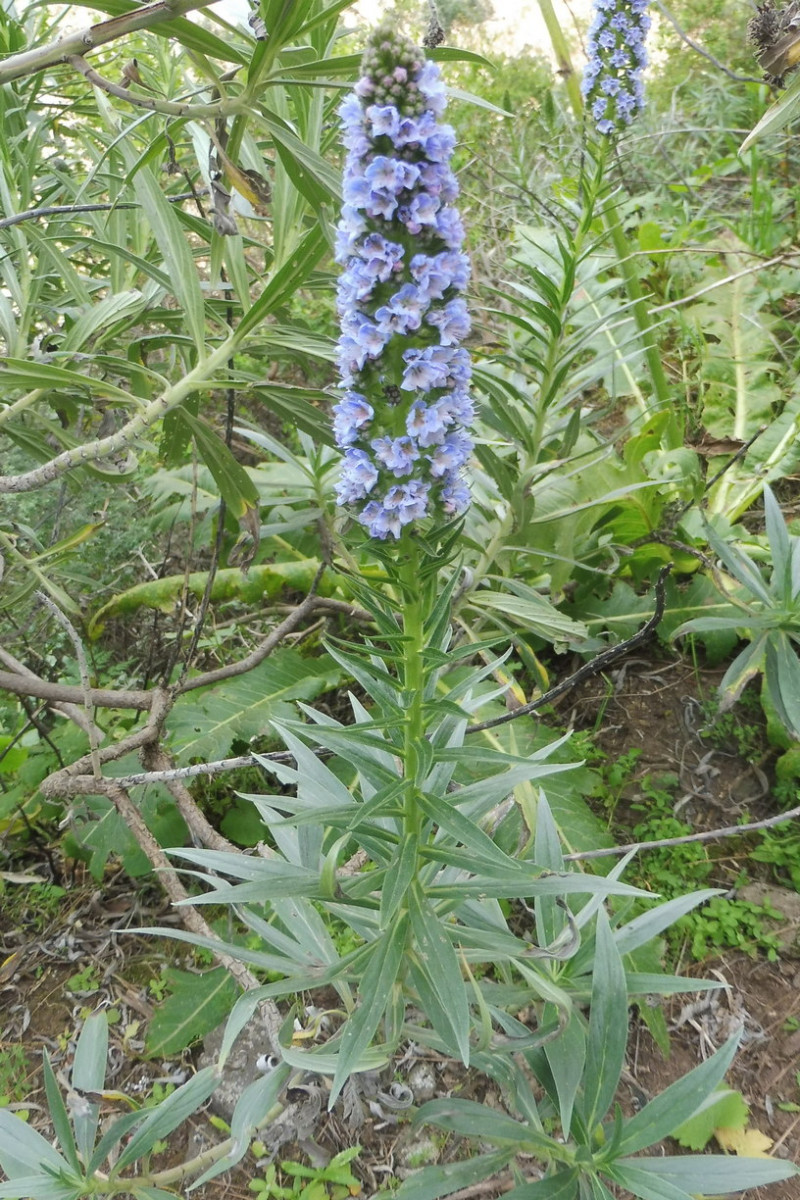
top-left (330, 914), bottom-right (409, 1104)
top-left (616, 1032), bottom-right (740, 1154)
top-left (615, 1153), bottom-right (799, 1192)
top-left (580, 907), bottom-right (627, 1131)
top-left (70, 1013), bottom-right (108, 1166)
top-left (114, 1068), bottom-right (219, 1170)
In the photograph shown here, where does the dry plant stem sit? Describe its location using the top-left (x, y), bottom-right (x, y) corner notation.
top-left (35, 592), bottom-right (102, 780)
top-left (143, 745), bottom-right (244, 854)
top-left (40, 688), bottom-right (173, 801)
top-left (654, 0), bottom-right (764, 84)
top-left (0, 671), bottom-right (153, 710)
top-left (0, 0), bottom-right (218, 85)
top-left (68, 54), bottom-right (237, 119)
top-left (180, 563), bottom-right (328, 692)
top-left (468, 565), bottom-right (673, 733)
top-left (0, 333), bottom-right (239, 493)
top-left (104, 782), bottom-right (282, 1051)
top-left (0, 647), bottom-right (104, 739)
top-left (0, 193), bottom-right (201, 232)
top-left (564, 801), bottom-right (800, 861)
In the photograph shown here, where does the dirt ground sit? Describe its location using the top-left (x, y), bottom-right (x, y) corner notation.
top-left (2, 654), bottom-right (800, 1198)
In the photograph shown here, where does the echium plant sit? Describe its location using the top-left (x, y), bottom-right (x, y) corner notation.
top-left (332, 22), bottom-right (474, 538)
top-left (581, 0), bottom-right (651, 135)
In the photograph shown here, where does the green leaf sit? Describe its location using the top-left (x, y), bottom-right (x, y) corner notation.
top-left (381, 1150), bottom-right (514, 1200)
top-left (616, 1033), bottom-right (740, 1155)
top-left (418, 1098), bottom-right (555, 1154)
top-left (581, 908), bottom-right (627, 1130)
top-left (380, 833), bottom-right (418, 928)
top-left (41, 1055), bottom-right (80, 1175)
top-left (418, 790), bottom-right (523, 873)
top-left (330, 914), bottom-right (409, 1104)
top-left (608, 1162), bottom-right (696, 1200)
top-left (408, 883), bottom-right (470, 1063)
top-left (766, 633), bottom-right (800, 738)
top-left (145, 968), bottom-right (239, 1058)
top-left (543, 1008), bottom-right (585, 1139)
top-left (0, 1110), bottom-right (73, 1181)
top-left (190, 1062), bottom-right (292, 1187)
top-left (672, 1086), bottom-right (749, 1151)
top-left (236, 224), bottom-right (328, 340)
top-left (128, 165), bottom-right (207, 353)
top-left (615, 1153), bottom-right (799, 1193)
top-left (167, 649), bottom-right (341, 761)
top-left (173, 409), bottom-right (259, 521)
top-left (741, 68), bottom-right (800, 151)
top-left (71, 1013), bottom-right (108, 1164)
top-left (89, 560), bottom-right (331, 635)
top-left (502, 1170), bottom-right (580, 1200)
top-left (113, 1068), bottom-right (219, 1171)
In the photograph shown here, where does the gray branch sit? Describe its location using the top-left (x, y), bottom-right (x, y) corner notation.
top-left (0, 0), bottom-right (220, 85)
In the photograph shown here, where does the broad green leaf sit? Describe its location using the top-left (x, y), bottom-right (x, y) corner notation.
top-left (467, 588), bottom-right (587, 642)
top-left (89, 559), bottom-right (331, 636)
top-left (330, 914), bottom-right (409, 1104)
top-left (581, 908), bottom-right (627, 1130)
top-left (167, 649), bottom-right (341, 761)
top-left (672, 1086), bottom-right (749, 1151)
top-left (114, 1068), bottom-right (219, 1170)
top-left (617, 1033), bottom-right (740, 1155)
top-left (145, 968), bottom-right (239, 1057)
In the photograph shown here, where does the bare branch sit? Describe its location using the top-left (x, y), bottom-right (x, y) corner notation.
top-left (180, 564), bottom-right (328, 692)
top-left (35, 593), bottom-right (102, 779)
top-left (0, 334), bottom-right (237, 493)
top-left (466, 565), bottom-right (673, 734)
top-left (0, 0), bottom-right (220, 86)
top-left (653, 0), bottom-right (765, 85)
top-left (67, 54), bottom-right (236, 119)
top-left (0, 193), bottom-right (201, 232)
top-left (0, 648), bottom-right (104, 738)
top-left (0, 669), bottom-right (153, 710)
top-left (103, 782), bottom-right (282, 1052)
top-left (564, 802), bottom-right (800, 861)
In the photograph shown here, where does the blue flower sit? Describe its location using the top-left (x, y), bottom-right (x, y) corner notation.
top-left (581, 0), bottom-right (651, 135)
top-left (332, 23), bottom-right (473, 539)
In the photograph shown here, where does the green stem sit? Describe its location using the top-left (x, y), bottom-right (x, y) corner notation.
top-left (399, 538), bottom-right (425, 841)
top-left (536, 0), bottom-right (678, 446)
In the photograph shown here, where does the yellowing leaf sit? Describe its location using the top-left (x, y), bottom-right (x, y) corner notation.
top-left (715, 1125), bottom-right (774, 1157)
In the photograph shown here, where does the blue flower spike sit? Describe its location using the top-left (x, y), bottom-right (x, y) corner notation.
top-left (581, 0), bottom-right (651, 136)
top-left (332, 24), bottom-right (473, 540)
